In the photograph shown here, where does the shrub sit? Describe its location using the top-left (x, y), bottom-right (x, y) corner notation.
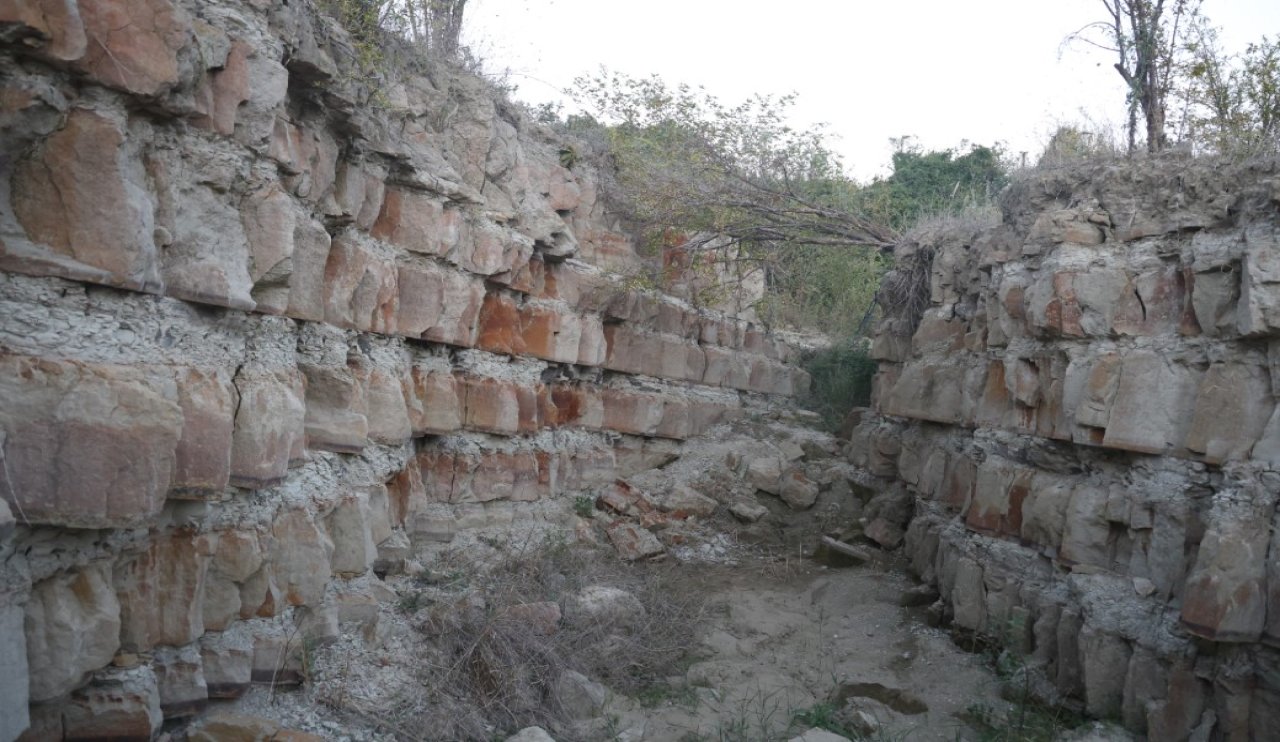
top-left (800, 339), bottom-right (878, 431)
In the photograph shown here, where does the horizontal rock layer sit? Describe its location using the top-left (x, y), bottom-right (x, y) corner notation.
top-left (851, 158), bottom-right (1280, 741)
top-left (0, 1), bottom-right (808, 739)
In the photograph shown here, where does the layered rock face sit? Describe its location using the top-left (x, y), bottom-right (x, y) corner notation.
top-left (850, 158), bottom-right (1280, 740)
top-left (0, 2), bottom-right (808, 739)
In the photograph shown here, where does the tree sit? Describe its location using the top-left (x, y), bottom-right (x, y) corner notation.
top-left (564, 72), bottom-right (1008, 334)
top-left (855, 141), bottom-right (1008, 230)
top-left (323, 0), bottom-right (469, 60)
top-left (1182, 23), bottom-right (1280, 154)
top-left (567, 70), bottom-right (896, 257)
top-left (1069, 0), bottom-right (1202, 152)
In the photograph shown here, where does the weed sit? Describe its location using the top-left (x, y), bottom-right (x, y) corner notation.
top-left (962, 701), bottom-right (1087, 742)
top-left (636, 681), bottom-right (700, 709)
top-left (379, 540), bottom-right (707, 739)
top-left (799, 339), bottom-right (877, 432)
top-left (790, 701), bottom-right (857, 737)
top-left (573, 494), bottom-right (595, 519)
top-left (960, 613), bottom-right (1088, 742)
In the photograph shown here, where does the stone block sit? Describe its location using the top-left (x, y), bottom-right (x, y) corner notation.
top-left (779, 470), bottom-right (819, 510)
top-left (361, 365), bottom-right (412, 445)
top-left (371, 187), bottom-right (460, 256)
top-left (284, 217), bottom-right (332, 323)
top-left (6, 107), bottom-right (162, 292)
top-left (601, 388), bottom-right (664, 437)
top-left (475, 291), bottom-right (525, 355)
top-left (0, 593), bottom-right (28, 741)
top-left (950, 557), bottom-right (986, 631)
top-left (702, 345), bottom-right (751, 389)
top-left (1101, 352), bottom-right (1201, 455)
top-left (1182, 487), bottom-right (1275, 642)
top-left (192, 38), bottom-right (250, 136)
top-left (327, 496), bottom-right (377, 577)
top-left (396, 261), bottom-right (446, 339)
top-left (1020, 474), bottom-right (1074, 553)
top-left (522, 304), bottom-right (584, 364)
top-left (74, 0), bottom-right (190, 96)
top-left (457, 221), bottom-right (533, 277)
top-left (62, 665), bottom-right (163, 742)
top-left (1184, 362), bottom-right (1273, 464)
top-left (406, 367), bottom-right (462, 435)
top-left (25, 562), bottom-right (120, 702)
top-left (268, 509), bottom-right (334, 609)
top-left (1080, 627), bottom-right (1130, 720)
top-left (240, 184), bottom-right (296, 314)
top-left (1122, 646), bottom-right (1167, 734)
top-left (881, 362), bottom-right (967, 425)
top-left (270, 120), bottom-right (338, 206)
top-left (606, 522), bottom-right (664, 561)
top-left (229, 367), bottom-right (305, 489)
top-left (1238, 224), bottom-right (1280, 336)
top-left (149, 148), bottom-right (256, 311)
top-left (170, 367), bottom-right (236, 497)
top-left (462, 376), bottom-right (523, 436)
top-left (1058, 485), bottom-right (1114, 569)
top-left (1145, 660), bottom-right (1207, 742)
top-left (115, 531), bottom-right (213, 652)
top-left (652, 485), bottom-right (717, 518)
top-left (333, 161), bottom-right (385, 231)
top-left (203, 529), bottom-right (264, 632)
top-left (386, 461), bottom-right (426, 529)
top-left (322, 235), bottom-right (398, 333)
top-left (965, 460), bottom-right (1030, 538)
top-left (152, 644), bottom-right (207, 719)
top-left (1190, 266), bottom-right (1240, 337)
top-left (200, 630), bottom-right (253, 700)
top-left (301, 362), bottom-right (368, 453)
top-left (539, 385), bottom-right (600, 429)
top-left (423, 270), bottom-right (484, 346)
top-left (0, 355), bottom-right (183, 528)
top-left (421, 450), bottom-right (545, 504)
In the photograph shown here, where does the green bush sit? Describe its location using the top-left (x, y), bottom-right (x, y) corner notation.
top-left (800, 339), bottom-right (877, 431)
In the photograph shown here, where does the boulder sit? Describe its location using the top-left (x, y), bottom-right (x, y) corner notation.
top-left (606, 522), bottom-right (665, 561)
top-left (554, 670), bottom-right (607, 720)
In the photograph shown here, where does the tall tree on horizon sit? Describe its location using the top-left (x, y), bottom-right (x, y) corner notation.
top-left (1070, 0), bottom-right (1202, 153)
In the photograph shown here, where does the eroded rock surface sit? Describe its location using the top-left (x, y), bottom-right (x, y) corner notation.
top-left (0, 1), bottom-right (811, 738)
top-left (849, 158), bottom-right (1280, 741)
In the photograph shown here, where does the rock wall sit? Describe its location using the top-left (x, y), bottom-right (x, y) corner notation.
top-left (0, 2), bottom-right (809, 739)
top-left (850, 157), bottom-right (1280, 740)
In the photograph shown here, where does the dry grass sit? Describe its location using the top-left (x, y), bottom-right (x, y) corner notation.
top-left (385, 536), bottom-right (709, 740)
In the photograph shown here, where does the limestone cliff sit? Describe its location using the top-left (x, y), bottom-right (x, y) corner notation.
top-left (0, 2), bottom-right (809, 739)
top-left (850, 157), bottom-right (1280, 740)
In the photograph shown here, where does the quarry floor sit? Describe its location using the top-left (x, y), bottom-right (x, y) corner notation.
top-left (194, 414), bottom-right (1021, 741)
top-left (216, 541), bottom-right (1016, 741)
top-left (594, 556), bottom-right (1012, 741)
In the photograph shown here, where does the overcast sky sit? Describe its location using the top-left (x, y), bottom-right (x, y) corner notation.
top-left (462, 0), bottom-right (1280, 180)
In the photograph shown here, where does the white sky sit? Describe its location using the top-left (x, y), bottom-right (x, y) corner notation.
top-left (462, 0), bottom-right (1280, 181)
